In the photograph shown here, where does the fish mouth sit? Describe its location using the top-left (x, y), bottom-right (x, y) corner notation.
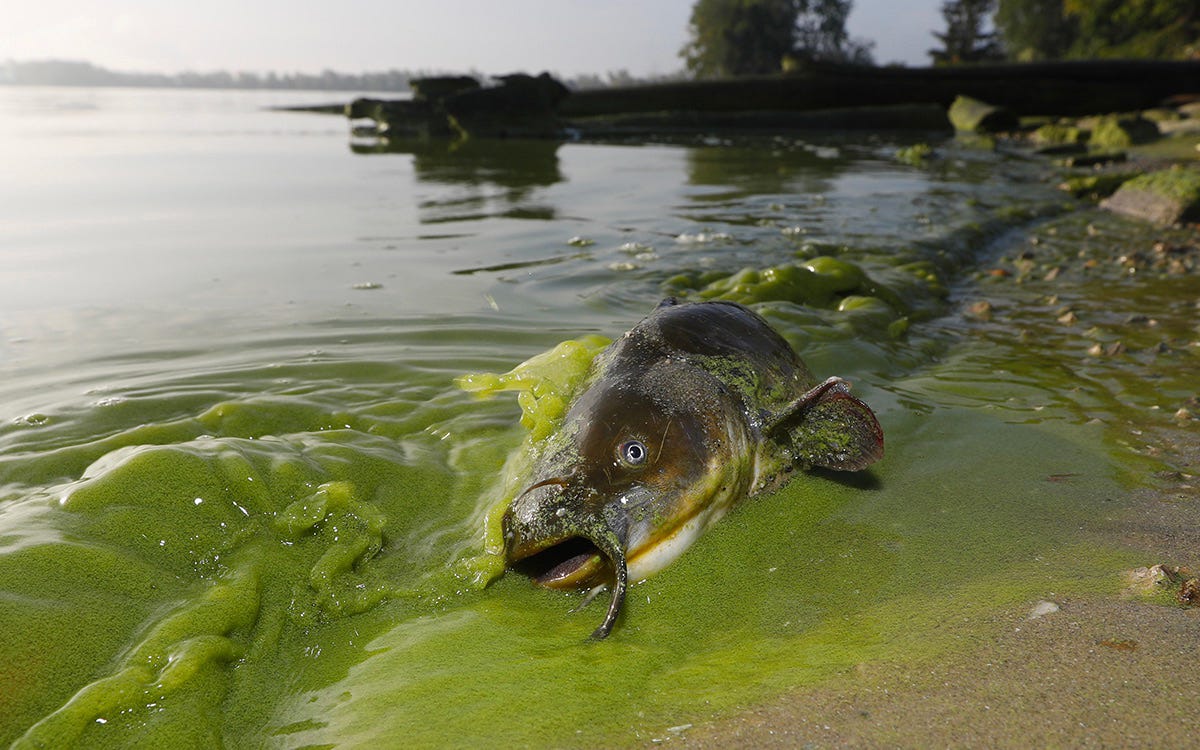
top-left (502, 478), bottom-right (629, 639)
top-left (509, 535), bottom-right (607, 589)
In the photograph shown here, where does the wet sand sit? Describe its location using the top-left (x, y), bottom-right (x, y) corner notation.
top-left (681, 459), bottom-right (1198, 748)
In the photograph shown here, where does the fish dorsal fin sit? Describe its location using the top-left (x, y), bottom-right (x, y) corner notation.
top-left (764, 377), bottom-right (883, 472)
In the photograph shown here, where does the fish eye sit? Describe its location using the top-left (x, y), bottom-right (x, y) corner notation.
top-left (617, 439), bottom-right (648, 468)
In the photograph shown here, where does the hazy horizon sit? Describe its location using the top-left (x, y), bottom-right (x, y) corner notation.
top-left (4, 1), bottom-right (944, 79)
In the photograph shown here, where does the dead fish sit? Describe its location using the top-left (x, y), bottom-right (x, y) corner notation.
top-left (503, 299), bottom-right (883, 638)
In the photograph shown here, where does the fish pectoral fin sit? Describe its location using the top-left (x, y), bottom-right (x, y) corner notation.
top-left (765, 377), bottom-right (884, 472)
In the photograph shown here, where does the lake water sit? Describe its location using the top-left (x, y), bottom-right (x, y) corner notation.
top-left (1, 87), bottom-right (1194, 747)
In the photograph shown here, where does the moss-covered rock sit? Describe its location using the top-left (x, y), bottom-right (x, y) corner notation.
top-left (1058, 172), bottom-right (1137, 199)
top-left (1100, 166), bottom-right (1200, 225)
top-left (1090, 115), bottom-right (1160, 149)
top-left (948, 95), bottom-right (1018, 134)
top-left (1031, 122), bottom-right (1088, 146)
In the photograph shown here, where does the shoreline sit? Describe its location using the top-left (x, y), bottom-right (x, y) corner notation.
top-left (681, 461), bottom-right (1199, 747)
top-left (677, 216), bottom-right (1200, 747)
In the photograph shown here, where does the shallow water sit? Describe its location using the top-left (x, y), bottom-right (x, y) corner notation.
top-left (0, 87), bottom-right (1193, 747)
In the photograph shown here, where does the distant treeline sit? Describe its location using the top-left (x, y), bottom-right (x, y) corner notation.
top-left (0, 59), bottom-right (684, 92)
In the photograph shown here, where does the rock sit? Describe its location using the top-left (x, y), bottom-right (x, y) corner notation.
top-left (1028, 600), bottom-right (1060, 619)
top-left (1031, 122), bottom-right (1088, 146)
top-left (1058, 172), bottom-right (1135, 199)
top-left (965, 300), bottom-right (994, 321)
top-left (1101, 167), bottom-right (1200, 225)
top-left (1089, 114), bottom-right (1160, 149)
top-left (948, 95), bottom-right (1018, 134)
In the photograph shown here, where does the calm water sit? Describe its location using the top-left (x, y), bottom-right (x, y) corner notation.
top-left (0, 87), bottom-right (1190, 747)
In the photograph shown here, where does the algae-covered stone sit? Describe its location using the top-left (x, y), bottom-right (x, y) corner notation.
top-left (1090, 115), bottom-right (1160, 149)
top-left (1031, 123), bottom-right (1088, 146)
top-left (1058, 172), bottom-right (1137, 199)
top-left (1100, 167), bottom-right (1200, 225)
top-left (948, 95), bottom-right (1018, 134)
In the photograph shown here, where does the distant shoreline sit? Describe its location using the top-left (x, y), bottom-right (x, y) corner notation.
top-left (0, 59), bottom-right (681, 94)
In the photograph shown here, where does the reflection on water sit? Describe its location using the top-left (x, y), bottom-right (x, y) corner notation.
top-left (684, 137), bottom-right (849, 197)
top-left (351, 136), bottom-right (563, 223)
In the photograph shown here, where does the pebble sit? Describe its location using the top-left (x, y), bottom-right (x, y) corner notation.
top-left (965, 300), bottom-right (994, 321)
top-left (1028, 600), bottom-right (1060, 619)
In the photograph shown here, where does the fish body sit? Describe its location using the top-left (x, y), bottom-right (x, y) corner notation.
top-left (502, 299), bottom-right (883, 638)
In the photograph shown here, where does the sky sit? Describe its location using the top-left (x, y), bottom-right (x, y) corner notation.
top-left (2, 0), bottom-right (945, 77)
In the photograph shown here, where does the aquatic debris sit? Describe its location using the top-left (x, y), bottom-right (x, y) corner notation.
top-left (496, 299), bottom-right (882, 638)
top-left (1123, 564), bottom-right (1198, 607)
top-left (567, 236), bottom-right (596, 247)
top-left (352, 282), bottom-right (383, 290)
top-left (965, 300), bottom-right (994, 322)
top-left (1086, 340), bottom-right (1127, 357)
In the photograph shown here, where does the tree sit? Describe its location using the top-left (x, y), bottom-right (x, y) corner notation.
top-left (928, 0), bottom-right (1004, 64)
top-left (680, 0), bottom-right (873, 79)
top-left (994, 0), bottom-right (1198, 60)
top-left (994, 0), bottom-right (1077, 60)
top-left (1063, 0), bottom-right (1199, 59)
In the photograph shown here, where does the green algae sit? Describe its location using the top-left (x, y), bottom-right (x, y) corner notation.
top-left (1121, 166), bottom-right (1200, 205)
top-left (1059, 172), bottom-right (1137, 199)
top-left (1090, 114), bottom-right (1160, 149)
top-left (263, 406), bottom-right (1137, 749)
top-left (456, 334), bottom-right (610, 442)
top-left (0, 287), bottom-right (1157, 749)
top-left (1032, 122), bottom-right (1089, 146)
top-left (894, 143), bottom-right (932, 166)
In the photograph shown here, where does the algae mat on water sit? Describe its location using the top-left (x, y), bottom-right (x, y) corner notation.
top-left (1, 373), bottom-right (1133, 747)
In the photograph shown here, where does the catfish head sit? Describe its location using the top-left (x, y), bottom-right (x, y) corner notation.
top-left (500, 299), bottom-right (884, 640)
top-left (502, 358), bottom-right (752, 639)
